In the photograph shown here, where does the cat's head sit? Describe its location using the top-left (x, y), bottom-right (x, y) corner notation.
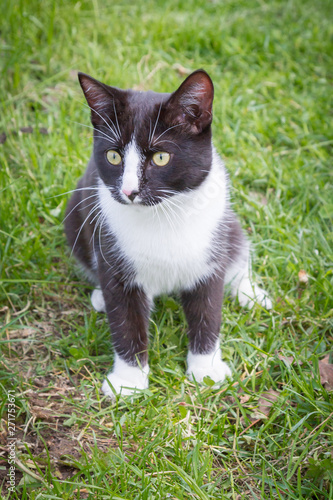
top-left (78, 70), bottom-right (214, 206)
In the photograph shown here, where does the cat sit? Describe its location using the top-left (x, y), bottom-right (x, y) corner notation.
top-left (64, 69), bottom-right (272, 399)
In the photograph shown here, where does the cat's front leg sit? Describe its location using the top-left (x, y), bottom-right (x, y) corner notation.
top-left (181, 274), bottom-right (231, 384)
top-left (99, 274), bottom-right (151, 399)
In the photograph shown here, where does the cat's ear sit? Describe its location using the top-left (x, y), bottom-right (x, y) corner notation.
top-left (78, 73), bottom-right (115, 125)
top-left (164, 70), bottom-right (214, 134)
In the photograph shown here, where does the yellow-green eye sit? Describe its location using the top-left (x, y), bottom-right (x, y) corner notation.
top-left (152, 151), bottom-right (170, 167)
top-left (106, 150), bottom-right (122, 165)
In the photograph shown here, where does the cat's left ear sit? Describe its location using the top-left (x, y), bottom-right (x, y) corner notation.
top-left (164, 70), bottom-right (214, 134)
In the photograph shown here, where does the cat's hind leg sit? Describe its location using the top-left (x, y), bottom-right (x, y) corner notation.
top-left (91, 288), bottom-right (106, 313)
top-left (225, 244), bottom-right (272, 310)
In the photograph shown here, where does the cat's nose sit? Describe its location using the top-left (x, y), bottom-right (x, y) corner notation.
top-left (122, 188), bottom-right (139, 202)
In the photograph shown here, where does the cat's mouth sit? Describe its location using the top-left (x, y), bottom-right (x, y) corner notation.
top-left (120, 189), bottom-right (141, 204)
top-left (109, 188), bottom-right (144, 206)
top-left (110, 185), bottom-right (174, 208)
top-left (114, 187), bottom-right (165, 207)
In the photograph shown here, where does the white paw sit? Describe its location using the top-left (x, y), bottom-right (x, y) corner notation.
top-left (102, 373), bottom-right (148, 398)
top-left (101, 355), bottom-right (149, 399)
top-left (187, 345), bottom-right (232, 384)
top-left (91, 288), bottom-right (106, 313)
top-left (237, 280), bottom-right (272, 310)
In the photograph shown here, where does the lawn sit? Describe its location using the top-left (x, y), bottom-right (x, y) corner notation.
top-left (0, 0), bottom-right (332, 498)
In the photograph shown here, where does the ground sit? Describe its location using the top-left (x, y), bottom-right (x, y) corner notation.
top-left (0, 0), bottom-right (332, 498)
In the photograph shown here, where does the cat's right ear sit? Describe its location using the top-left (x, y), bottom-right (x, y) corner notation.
top-left (78, 73), bottom-right (114, 125)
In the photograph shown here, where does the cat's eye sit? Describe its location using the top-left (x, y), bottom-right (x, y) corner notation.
top-left (106, 150), bottom-right (122, 165)
top-left (152, 152), bottom-right (170, 167)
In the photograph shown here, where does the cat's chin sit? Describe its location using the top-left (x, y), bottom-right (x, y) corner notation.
top-left (114, 197), bottom-right (162, 208)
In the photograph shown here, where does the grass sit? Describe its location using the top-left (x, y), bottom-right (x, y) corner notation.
top-left (0, 0), bottom-right (332, 498)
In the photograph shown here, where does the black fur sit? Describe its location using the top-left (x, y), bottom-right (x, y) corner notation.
top-left (65, 70), bottom-right (247, 369)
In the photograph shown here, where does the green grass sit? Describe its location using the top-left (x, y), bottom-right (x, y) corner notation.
top-left (1, 0), bottom-right (332, 498)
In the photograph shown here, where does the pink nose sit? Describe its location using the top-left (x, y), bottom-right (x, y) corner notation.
top-left (122, 188), bottom-right (139, 202)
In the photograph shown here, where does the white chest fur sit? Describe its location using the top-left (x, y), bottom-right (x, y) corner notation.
top-left (99, 149), bottom-right (229, 297)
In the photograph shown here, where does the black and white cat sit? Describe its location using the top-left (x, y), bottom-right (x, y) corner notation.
top-left (65, 70), bottom-right (271, 398)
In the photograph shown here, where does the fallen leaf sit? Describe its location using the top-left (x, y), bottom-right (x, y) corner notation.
top-left (20, 126), bottom-right (33, 134)
top-left (240, 394), bottom-right (251, 404)
top-left (318, 361), bottom-right (333, 391)
top-left (30, 407), bottom-right (54, 422)
top-left (277, 353), bottom-right (295, 366)
top-left (249, 389), bottom-right (280, 422)
top-left (257, 389), bottom-right (280, 416)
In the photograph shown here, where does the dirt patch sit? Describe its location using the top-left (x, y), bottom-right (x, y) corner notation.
top-left (0, 374), bottom-right (121, 495)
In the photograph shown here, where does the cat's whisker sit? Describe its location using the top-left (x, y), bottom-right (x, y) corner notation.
top-left (151, 203), bottom-right (159, 223)
top-left (83, 102), bottom-right (120, 141)
top-left (69, 120), bottom-right (96, 132)
top-left (162, 197), bottom-right (187, 217)
top-left (99, 121), bottom-right (120, 143)
top-left (98, 212), bottom-right (113, 270)
top-left (158, 189), bottom-right (188, 219)
top-left (97, 110), bottom-right (121, 144)
top-left (152, 123), bottom-right (184, 146)
top-left (154, 192), bottom-right (187, 218)
top-left (147, 195), bottom-right (162, 226)
top-left (91, 211), bottom-right (107, 267)
top-left (162, 194), bottom-right (184, 206)
top-left (62, 193), bottom-right (99, 224)
top-left (90, 218), bottom-right (101, 256)
top-left (50, 186), bottom-right (100, 200)
top-left (78, 198), bottom-right (103, 212)
top-left (70, 119), bottom-right (117, 144)
top-left (149, 102), bottom-right (163, 148)
top-left (89, 203), bottom-right (104, 225)
top-left (155, 188), bottom-right (175, 193)
top-left (70, 203), bottom-right (102, 257)
top-left (156, 188), bottom-right (179, 196)
top-left (95, 123), bottom-right (120, 143)
top-left (98, 118), bottom-right (121, 144)
top-left (157, 199), bottom-right (177, 236)
top-left (153, 139), bottom-right (182, 151)
top-left (69, 120), bottom-right (111, 142)
top-left (161, 199), bottom-right (185, 225)
top-left (90, 207), bottom-right (104, 250)
top-left (148, 118), bottom-right (152, 145)
top-left (93, 135), bottom-right (118, 146)
top-left (112, 100), bottom-right (122, 140)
